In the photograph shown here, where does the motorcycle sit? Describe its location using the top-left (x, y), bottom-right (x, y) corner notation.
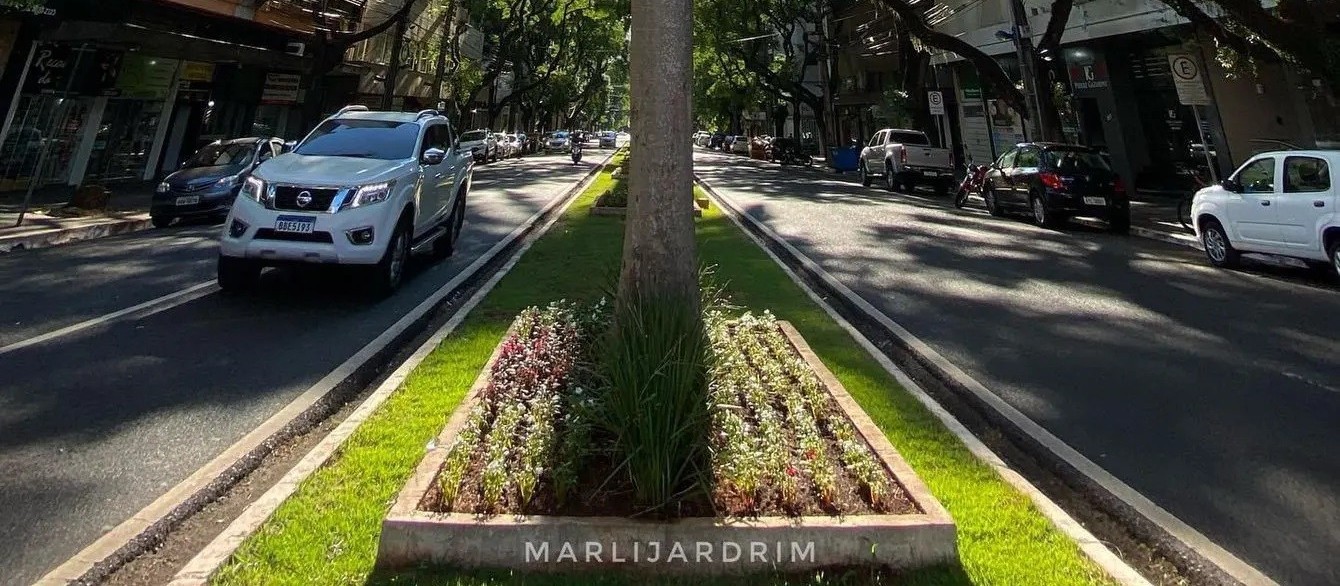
top-left (769, 137), bottom-right (813, 166)
top-left (954, 163), bottom-right (989, 208)
top-left (571, 143), bottom-right (583, 165)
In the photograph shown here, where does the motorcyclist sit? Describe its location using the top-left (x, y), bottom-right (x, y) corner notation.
top-left (570, 133), bottom-right (583, 164)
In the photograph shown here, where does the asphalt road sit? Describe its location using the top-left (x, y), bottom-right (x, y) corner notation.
top-left (695, 150), bottom-right (1340, 585)
top-left (0, 152), bottom-right (600, 585)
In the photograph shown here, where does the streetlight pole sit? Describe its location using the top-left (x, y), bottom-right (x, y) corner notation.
top-left (1008, 0), bottom-right (1045, 141)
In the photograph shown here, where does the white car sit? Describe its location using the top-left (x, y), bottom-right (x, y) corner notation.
top-left (730, 136), bottom-right (751, 154)
top-left (858, 128), bottom-right (955, 194)
top-left (217, 106), bottom-right (473, 296)
top-left (458, 129), bottom-right (497, 162)
top-left (1192, 149), bottom-right (1339, 275)
top-left (546, 131), bottom-right (571, 153)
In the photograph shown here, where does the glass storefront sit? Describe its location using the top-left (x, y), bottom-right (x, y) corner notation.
top-left (0, 94), bottom-right (91, 190)
top-left (85, 98), bottom-right (164, 182)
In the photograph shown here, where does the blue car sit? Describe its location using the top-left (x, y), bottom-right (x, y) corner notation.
top-left (152, 137), bottom-right (286, 228)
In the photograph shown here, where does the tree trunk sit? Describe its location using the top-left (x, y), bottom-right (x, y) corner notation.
top-left (618, 0), bottom-right (699, 311)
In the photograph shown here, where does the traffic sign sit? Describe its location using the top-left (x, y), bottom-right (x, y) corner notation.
top-left (927, 91), bottom-right (945, 115)
top-left (1167, 54), bottom-right (1209, 106)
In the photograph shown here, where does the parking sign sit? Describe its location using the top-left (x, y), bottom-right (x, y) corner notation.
top-left (928, 91), bottom-right (945, 115)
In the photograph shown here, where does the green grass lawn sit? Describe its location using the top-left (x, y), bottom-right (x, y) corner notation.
top-left (213, 171), bottom-right (1114, 586)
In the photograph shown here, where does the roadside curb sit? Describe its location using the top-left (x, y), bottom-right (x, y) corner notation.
top-left (164, 152), bottom-right (614, 585)
top-left (1072, 217), bottom-right (1202, 250)
top-left (697, 174), bottom-right (1275, 586)
top-left (37, 152), bottom-right (617, 586)
top-left (0, 214), bottom-right (152, 254)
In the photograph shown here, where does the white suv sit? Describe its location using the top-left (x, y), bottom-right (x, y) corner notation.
top-left (1192, 150), bottom-right (1338, 275)
top-left (217, 106), bottom-right (473, 296)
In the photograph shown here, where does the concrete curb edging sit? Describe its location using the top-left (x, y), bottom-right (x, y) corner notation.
top-left (1071, 217), bottom-right (1203, 250)
top-left (161, 151), bottom-right (615, 586)
top-left (0, 214), bottom-right (153, 253)
top-left (696, 174), bottom-right (1175, 586)
top-left (37, 152), bottom-right (616, 586)
top-left (375, 322), bottom-right (956, 575)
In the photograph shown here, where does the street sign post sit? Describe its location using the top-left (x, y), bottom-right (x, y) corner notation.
top-left (1167, 53), bottom-right (1218, 181)
top-left (927, 91), bottom-right (945, 115)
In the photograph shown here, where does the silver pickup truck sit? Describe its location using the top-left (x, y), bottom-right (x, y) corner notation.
top-left (858, 128), bottom-right (955, 195)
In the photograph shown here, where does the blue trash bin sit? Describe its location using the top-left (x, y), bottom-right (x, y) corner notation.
top-left (829, 147), bottom-right (860, 172)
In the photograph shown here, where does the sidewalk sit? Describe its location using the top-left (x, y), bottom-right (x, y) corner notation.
top-left (0, 183), bottom-right (156, 253)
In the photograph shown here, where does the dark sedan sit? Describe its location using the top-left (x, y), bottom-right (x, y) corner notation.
top-left (152, 137), bottom-right (285, 228)
top-left (982, 143), bottom-right (1129, 232)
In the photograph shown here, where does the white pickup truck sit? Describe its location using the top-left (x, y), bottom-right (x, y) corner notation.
top-left (858, 128), bottom-right (955, 195)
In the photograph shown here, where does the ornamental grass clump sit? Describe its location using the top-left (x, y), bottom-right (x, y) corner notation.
top-left (593, 293), bottom-right (712, 515)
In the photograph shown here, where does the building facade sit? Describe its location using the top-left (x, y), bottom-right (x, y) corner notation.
top-left (930, 0), bottom-right (1340, 191)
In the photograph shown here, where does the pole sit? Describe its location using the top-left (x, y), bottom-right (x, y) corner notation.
top-left (1192, 105), bottom-right (1217, 183)
top-left (383, 14), bottom-right (409, 110)
top-left (1009, 0), bottom-right (1043, 141)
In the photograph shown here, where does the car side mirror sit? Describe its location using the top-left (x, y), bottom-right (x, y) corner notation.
top-left (1220, 178), bottom-right (1241, 193)
top-left (422, 148), bottom-right (446, 165)
top-left (283, 140), bottom-right (297, 153)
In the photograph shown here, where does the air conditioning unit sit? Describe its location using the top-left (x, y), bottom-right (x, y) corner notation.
top-left (285, 42), bottom-right (306, 57)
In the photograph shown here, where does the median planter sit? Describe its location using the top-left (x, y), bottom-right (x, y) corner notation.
top-left (377, 306), bottom-right (956, 576)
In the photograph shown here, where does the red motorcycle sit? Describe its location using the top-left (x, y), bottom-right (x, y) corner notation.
top-left (954, 163), bottom-right (989, 208)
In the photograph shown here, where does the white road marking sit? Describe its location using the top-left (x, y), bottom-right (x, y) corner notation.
top-left (0, 281), bottom-right (217, 358)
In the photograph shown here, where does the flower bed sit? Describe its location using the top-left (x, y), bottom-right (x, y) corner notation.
top-left (379, 305), bottom-right (955, 574)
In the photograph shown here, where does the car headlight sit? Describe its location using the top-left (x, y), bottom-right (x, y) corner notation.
top-left (216, 175), bottom-right (240, 189)
top-left (240, 176), bottom-right (265, 202)
top-left (156, 182), bottom-right (170, 193)
top-left (342, 181), bottom-right (395, 210)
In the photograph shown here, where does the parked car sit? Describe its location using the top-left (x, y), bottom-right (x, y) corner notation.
top-left (490, 132), bottom-right (513, 158)
top-left (152, 137), bottom-right (285, 228)
top-left (513, 134), bottom-right (530, 156)
top-left (709, 131), bottom-right (727, 150)
top-left (858, 128), bottom-right (955, 195)
top-left (599, 131), bottom-right (618, 149)
top-left (458, 129), bottom-right (497, 162)
top-left (546, 131), bottom-right (571, 153)
top-left (981, 142), bottom-right (1129, 232)
top-left (730, 135), bottom-right (751, 155)
top-left (1192, 149), bottom-right (1339, 276)
top-left (217, 106), bottom-right (472, 296)
top-left (693, 131), bottom-right (711, 147)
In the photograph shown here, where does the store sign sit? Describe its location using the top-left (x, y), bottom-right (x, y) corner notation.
top-left (1067, 61), bottom-right (1109, 90)
top-left (260, 72), bottom-right (300, 104)
top-left (24, 43), bottom-right (122, 96)
top-left (116, 55), bottom-right (178, 99)
top-left (1167, 54), bottom-right (1209, 106)
top-left (178, 61), bottom-right (214, 93)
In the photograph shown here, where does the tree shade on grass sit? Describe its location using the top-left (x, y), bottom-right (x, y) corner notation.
top-left (214, 182), bottom-right (1115, 586)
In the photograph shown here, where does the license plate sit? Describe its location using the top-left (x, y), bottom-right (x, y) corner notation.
top-left (175, 195), bottom-right (200, 206)
top-left (274, 215), bottom-right (315, 234)
top-left (1083, 197), bottom-right (1107, 206)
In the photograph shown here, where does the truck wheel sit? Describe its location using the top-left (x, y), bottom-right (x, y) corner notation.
top-left (370, 219), bottom-right (411, 297)
top-left (217, 255), bottom-right (260, 294)
top-left (434, 190), bottom-right (467, 259)
top-left (859, 163), bottom-right (872, 187)
top-left (884, 168), bottom-right (897, 192)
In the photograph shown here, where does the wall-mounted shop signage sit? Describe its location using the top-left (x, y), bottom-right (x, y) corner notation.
top-left (1067, 61), bottom-right (1109, 90)
top-left (178, 61), bottom-right (215, 93)
top-left (260, 72), bottom-right (300, 104)
top-left (116, 55), bottom-right (179, 99)
top-left (23, 43), bottom-right (122, 96)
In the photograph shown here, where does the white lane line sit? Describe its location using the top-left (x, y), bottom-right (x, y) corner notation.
top-left (0, 281), bottom-right (217, 358)
top-left (697, 172), bottom-right (1277, 586)
top-left (35, 151), bottom-right (617, 586)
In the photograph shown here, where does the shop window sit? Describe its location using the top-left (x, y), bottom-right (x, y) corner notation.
top-left (1283, 156), bottom-right (1330, 193)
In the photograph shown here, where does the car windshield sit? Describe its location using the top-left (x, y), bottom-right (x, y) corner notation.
top-left (295, 119), bottom-right (418, 160)
top-left (1045, 148), bottom-right (1112, 172)
top-left (184, 143), bottom-right (254, 168)
top-left (889, 131), bottom-right (928, 145)
top-left (460, 131), bottom-right (488, 142)
top-left (553, 132), bottom-right (569, 138)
